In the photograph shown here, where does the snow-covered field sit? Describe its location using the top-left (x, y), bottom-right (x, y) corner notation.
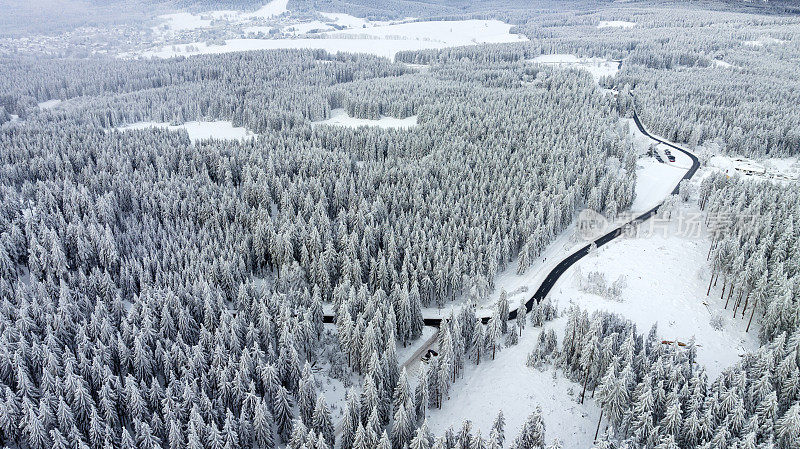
top-left (242, 0), bottom-right (289, 19)
top-left (155, 12), bottom-right (214, 32)
top-left (548, 198), bottom-right (760, 378)
top-left (597, 20), bottom-right (635, 29)
top-left (129, 0), bottom-right (527, 61)
top-left (329, 19), bottom-right (525, 46)
top-left (713, 59), bottom-right (733, 68)
top-left (37, 99), bottom-right (62, 109)
top-left (631, 158), bottom-right (685, 212)
top-left (284, 20), bottom-right (332, 35)
top-left (619, 117), bottom-right (692, 211)
top-left (136, 19), bottom-right (525, 60)
top-left (426, 322), bottom-right (600, 448)
top-left (319, 12), bottom-right (388, 29)
top-left (743, 35), bottom-right (787, 47)
top-left (707, 154), bottom-right (799, 182)
top-left (243, 25), bottom-right (273, 35)
top-left (153, 0), bottom-right (288, 34)
top-left (312, 108), bottom-right (418, 129)
top-left (530, 54), bottom-right (619, 83)
top-left (115, 120), bottom-right (257, 143)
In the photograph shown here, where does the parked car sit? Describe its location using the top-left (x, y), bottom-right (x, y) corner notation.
top-left (668, 155), bottom-right (676, 162)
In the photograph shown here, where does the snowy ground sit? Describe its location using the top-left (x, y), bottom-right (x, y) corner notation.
top-left (153, 0), bottom-right (287, 35)
top-left (707, 154), bottom-right (798, 183)
top-left (425, 319), bottom-right (600, 448)
top-left (399, 327), bottom-right (439, 377)
top-left (284, 20), bottom-right (333, 35)
top-left (712, 59), bottom-right (733, 68)
top-left (328, 19), bottom-right (525, 46)
top-left (743, 36), bottom-right (787, 47)
top-left (547, 196), bottom-right (759, 379)
top-left (115, 120), bottom-right (257, 143)
top-left (135, 19), bottom-right (525, 60)
top-left (529, 54), bottom-right (619, 83)
top-left (37, 99), bottom-right (62, 109)
top-left (597, 20), bottom-right (635, 29)
top-left (630, 158), bottom-right (685, 212)
top-left (243, 25), bottom-right (273, 35)
top-left (129, 0), bottom-right (526, 61)
top-left (312, 108), bottom-right (418, 129)
top-left (318, 12), bottom-right (394, 29)
top-left (619, 116), bottom-right (692, 211)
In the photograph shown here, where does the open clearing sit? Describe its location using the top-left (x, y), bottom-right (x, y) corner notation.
top-left (115, 120), bottom-right (257, 143)
top-left (530, 54), bottom-right (619, 83)
top-left (135, 19), bottom-right (525, 60)
top-left (598, 20), bottom-right (635, 29)
top-left (547, 196), bottom-right (760, 379)
top-left (132, 0), bottom-right (526, 61)
top-left (707, 154), bottom-right (799, 183)
top-left (425, 320), bottom-right (600, 448)
top-left (37, 99), bottom-right (62, 109)
top-left (312, 108), bottom-right (418, 129)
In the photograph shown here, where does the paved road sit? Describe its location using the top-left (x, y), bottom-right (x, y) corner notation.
top-left (323, 110), bottom-right (699, 328)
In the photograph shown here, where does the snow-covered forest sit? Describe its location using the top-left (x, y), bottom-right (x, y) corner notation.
top-left (1, 0), bottom-right (799, 448)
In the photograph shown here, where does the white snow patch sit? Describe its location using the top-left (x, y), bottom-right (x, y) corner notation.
top-left (153, 0), bottom-right (287, 35)
top-left (743, 36), bottom-right (787, 47)
top-left (242, 0), bottom-right (288, 19)
top-left (329, 19), bottom-right (526, 46)
top-left (708, 155), bottom-right (798, 182)
top-left (319, 12), bottom-right (377, 28)
top-left (712, 59), bottom-right (733, 68)
top-left (37, 99), bottom-right (62, 109)
top-left (133, 19), bottom-right (525, 61)
top-left (530, 54), bottom-right (619, 83)
top-left (548, 198), bottom-right (759, 379)
top-left (620, 117), bottom-right (692, 211)
top-left (426, 321), bottom-right (600, 448)
top-left (631, 158), bottom-right (686, 212)
top-left (116, 120), bottom-right (257, 143)
top-left (312, 108), bottom-right (418, 129)
top-left (597, 20), bottom-right (635, 29)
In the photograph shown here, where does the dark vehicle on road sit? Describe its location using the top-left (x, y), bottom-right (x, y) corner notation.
top-left (421, 349), bottom-right (439, 363)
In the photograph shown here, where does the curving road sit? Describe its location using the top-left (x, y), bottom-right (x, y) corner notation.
top-left (323, 110), bottom-right (700, 328)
